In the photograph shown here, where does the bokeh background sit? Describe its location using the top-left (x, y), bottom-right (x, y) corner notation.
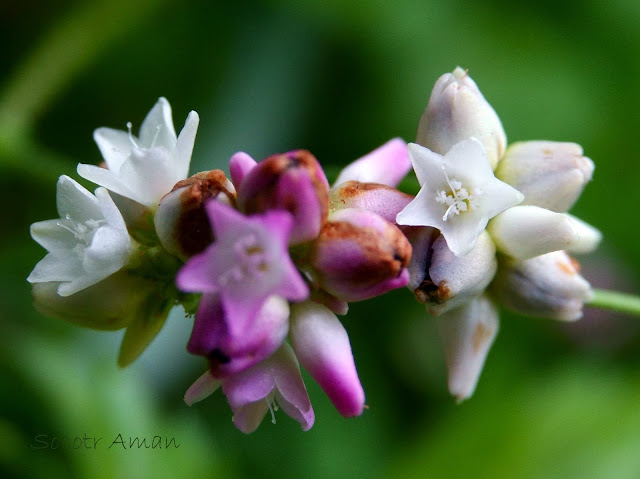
top-left (2, 0), bottom-right (640, 477)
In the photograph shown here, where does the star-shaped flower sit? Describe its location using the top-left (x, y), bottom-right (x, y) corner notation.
top-left (176, 200), bottom-right (308, 334)
top-left (28, 175), bottom-right (132, 296)
top-left (77, 97), bottom-right (199, 208)
top-left (396, 138), bottom-right (524, 256)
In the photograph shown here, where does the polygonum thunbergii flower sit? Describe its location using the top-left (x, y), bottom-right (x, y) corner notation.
top-left (184, 343), bottom-right (314, 433)
top-left (78, 97), bottom-right (199, 208)
top-left (176, 200), bottom-right (308, 334)
top-left (28, 175), bottom-right (132, 296)
top-left (396, 138), bottom-right (524, 256)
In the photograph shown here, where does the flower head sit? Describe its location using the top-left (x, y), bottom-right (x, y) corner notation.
top-left (396, 138), bottom-right (523, 256)
top-left (28, 175), bottom-right (132, 296)
top-left (176, 201), bottom-right (308, 334)
top-left (78, 97), bottom-right (199, 208)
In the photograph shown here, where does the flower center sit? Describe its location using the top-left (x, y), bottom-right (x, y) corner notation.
top-left (435, 165), bottom-right (483, 221)
top-left (218, 233), bottom-right (269, 286)
top-left (57, 214), bottom-right (105, 245)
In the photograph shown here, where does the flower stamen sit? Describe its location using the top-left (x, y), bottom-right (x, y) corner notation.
top-left (435, 165), bottom-right (483, 221)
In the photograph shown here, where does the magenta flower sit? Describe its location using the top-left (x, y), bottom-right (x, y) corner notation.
top-left (176, 201), bottom-right (308, 334)
top-left (187, 293), bottom-right (289, 377)
top-left (185, 344), bottom-right (315, 434)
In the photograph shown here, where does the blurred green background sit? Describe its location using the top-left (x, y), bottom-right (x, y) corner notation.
top-left (2, 0), bottom-right (640, 478)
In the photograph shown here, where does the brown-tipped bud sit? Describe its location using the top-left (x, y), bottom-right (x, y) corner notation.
top-left (237, 150), bottom-right (330, 244)
top-left (329, 181), bottom-right (413, 223)
top-left (154, 170), bottom-right (236, 260)
top-left (490, 251), bottom-right (593, 321)
top-left (309, 208), bottom-right (411, 302)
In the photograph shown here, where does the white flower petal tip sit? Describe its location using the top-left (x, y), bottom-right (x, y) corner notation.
top-left (290, 301), bottom-right (365, 417)
top-left (490, 251), bottom-right (592, 322)
top-left (488, 205), bottom-right (581, 260)
top-left (184, 370), bottom-right (222, 406)
top-left (396, 139), bottom-right (523, 257)
top-left (416, 67), bottom-right (507, 170)
top-left (565, 215), bottom-right (602, 254)
top-left (333, 138), bottom-right (411, 188)
top-left (437, 295), bottom-right (499, 401)
top-left (495, 141), bottom-right (594, 212)
top-left (80, 98), bottom-right (199, 207)
top-left (28, 176), bottom-right (132, 296)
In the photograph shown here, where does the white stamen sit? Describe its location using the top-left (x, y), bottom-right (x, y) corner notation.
top-left (266, 398), bottom-right (277, 425)
top-left (126, 122), bottom-right (140, 149)
top-left (150, 125), bottom-right (162, 148)
top-left (435, 164), bottom-right (484, 222)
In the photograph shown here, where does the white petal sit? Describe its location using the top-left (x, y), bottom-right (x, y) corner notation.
top-left (30, 219), bottom-right (77, 253)
top-left (82, 226), bottom-right (131, 275)
top-left (139, 97), bottom-right (177, 150)
top-left (116, 147), bottom-right (176, 206)
top-left (93, 127), bottom-right (132, 173)
top-left (407, 142), bottom-right (442, 186)
top-left (77, 164), bottom-right (139, 202)
top-left (488, 206), bottom-right (579, 259)
top-left (565, 214), bottom-right (602, 254)
top-left (27, 252), bottom-right (83, 283)
top-left (480, 177), bottom-right (524, 219)
top-left (443, 137), bottom-right (494, 181)
top-left (174, 110), bottom-right (199, 180)
top-left (396, 184), bottom-right (443, 227)
top-left (437, 295), bottom-right (499, 401)
top-left (56, 175), bottom-right (101, 222)
top-left (95, 188), bottom-right (128, 233)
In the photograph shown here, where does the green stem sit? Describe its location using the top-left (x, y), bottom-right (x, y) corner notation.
top-left (587, 289), bottom-right (640, 317)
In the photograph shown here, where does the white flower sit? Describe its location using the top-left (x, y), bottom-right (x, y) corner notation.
top-left (28, 176), bottom-right (132, 296)
top-left (396, 138), bottom-right (524, 256)
top-left (77, 97), bottom-right (199, 208)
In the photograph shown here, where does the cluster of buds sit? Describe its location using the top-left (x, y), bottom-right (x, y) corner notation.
top-left (28, 66), bottom-right (602, 432)
top-left (396, 67), bottom-right (600, 400)
top-left (28, 98), bottom-right (414, 433)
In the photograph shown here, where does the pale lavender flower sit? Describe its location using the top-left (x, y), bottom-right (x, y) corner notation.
top-left (176, 201), bottom-right (308, 334)
top-left (184, 344), bottom-right (314, 434)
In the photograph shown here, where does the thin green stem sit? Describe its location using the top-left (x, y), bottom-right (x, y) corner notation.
top-left (587, 289), bottom-right (640, 317)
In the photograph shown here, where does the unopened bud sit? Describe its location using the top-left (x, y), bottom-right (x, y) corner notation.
top-left (416, 67), bottom-right (506, 170)
top-left (329, 181), bottom-right (413, 223)
top-left (490, 251), bottom-right (593, 321)
top-left (237, 150), bottom-right (330, 244)
top-left (309, 208), bottom-right (411, 302)
top-left (410, 231), bottom-right (498, 315)
top-left (154, 170), bottom-right (235, 259)
top-left (495, 141), bottom-right (594, 212)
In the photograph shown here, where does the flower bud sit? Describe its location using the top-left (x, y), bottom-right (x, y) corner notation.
top-left (333, 138), bottom-right (411, 188)
top-left (329, 181), bottom-right (413, 223)
top-left (438, 295), bottom-right (499, 401)
top-left (237, 150), bottom-right (330, 244)
top-left (416, 67), bottom-right (507, 170)
top-left (409, 231), bottom-right (498, 315)
top-left (187, 294), bottom-right (290, 378)
top-left (229, 151), bottom-right (257, 190)
top-left (495, 141), bottom-right (594, 212)
top-left (490, 251), bottom-right (593, 321)
top-left (488, 205), bottom-right (579, 260)
top-left (31, 271), bottom-right (155, 331)
top-left (289, 301), bottom-right (365, 417)
top-left (154, 170), bottom-right (236, 259)
top-left (309, 208), bottom-right (411, 302)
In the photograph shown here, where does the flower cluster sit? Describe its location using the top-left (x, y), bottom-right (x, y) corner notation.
top-left (28, 67), bottom-right (601, 432)
top-left (396, 67), bottom-right (600, 400)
